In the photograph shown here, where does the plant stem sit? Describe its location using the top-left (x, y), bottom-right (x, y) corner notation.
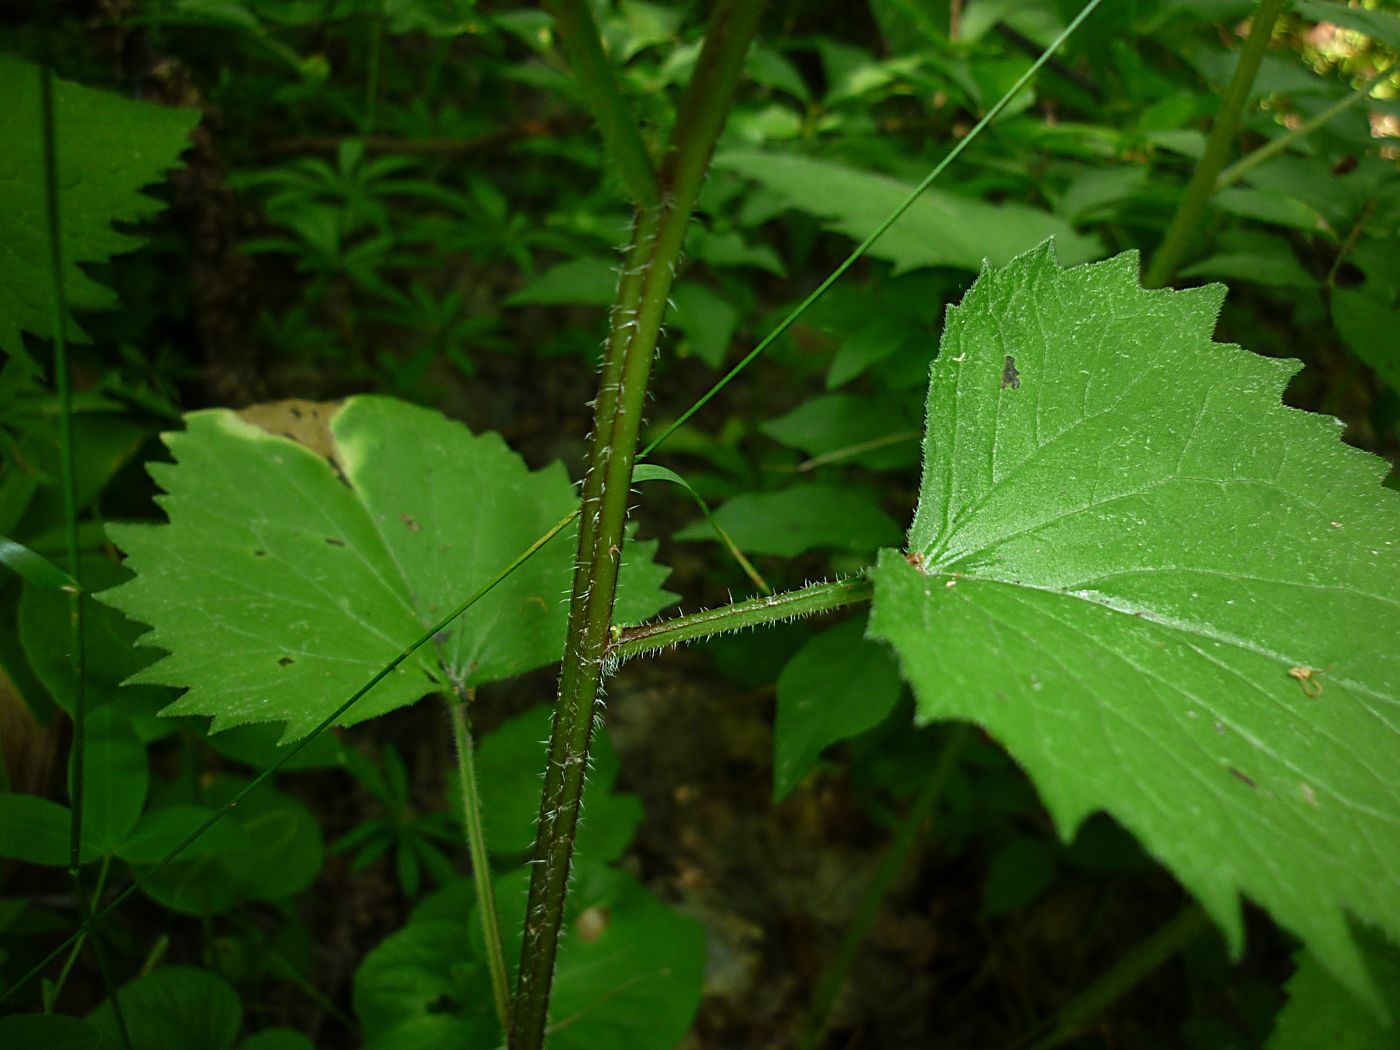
top-left (547, 0), bottom-right (660, 208)
top-left (801, 726), bottom-right (969, 1049)
top-left (609, 577), bottom-right (874, 665)
top-left (1215, 58), bottom-right (1400, 191)
top-left (1023, 903), bottom-right (1210, 1050)
top-left (639, 0), bottom-right (1106, 460)
top-left (1143, 0), bottom-right (1290, 288)
top-left (511, 5), bottom-right (767, 1046)
top-left (795, 429), bottom-right (920, 473)
top-left (35, 54), bottom-right (131, 1043)
top-left (447, 695), bottom-right (510, 1033)
top-left (38, 42), bottom-right (87, 893)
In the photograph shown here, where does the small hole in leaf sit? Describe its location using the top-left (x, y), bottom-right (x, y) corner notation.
top-left (253, 549), bottom-right (267, 557)
top-left (325, 537), bottom-right (346, 547)
top-left (278, 656), bottom-right (294, 667)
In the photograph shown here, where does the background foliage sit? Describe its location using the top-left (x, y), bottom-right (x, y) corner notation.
top-left (2, 1), bottom-right (1398, 1047)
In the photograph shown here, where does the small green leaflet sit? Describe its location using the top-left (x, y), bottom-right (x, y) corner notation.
top-left (101, 397), bottom-right (674, 741)
top-left (868, 243), bottom-right (1400, 1012)
top-left (0, 54), bottom-right (198, 357)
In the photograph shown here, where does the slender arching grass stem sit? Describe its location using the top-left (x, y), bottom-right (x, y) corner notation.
top-left (38, 49), bottom-right (135, 1045)
top-left (1143, 0), bottom-right (1290, 289)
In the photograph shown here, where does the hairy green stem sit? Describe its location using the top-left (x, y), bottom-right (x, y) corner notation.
top-left (511, 5), bottom-right (767, 1046)
top-left (609, 577), bottom-right (874, 665)
top-left (1024, 904), bottom-right (1210, 1050)
top-left (547, 0), bottom-right (660, 207)
top-left (801, 726), bottom-right (969, 1049)
top-left (1144, 0), bottom-right (1290, 288)
top-left (447, 696), bottom-right (510, 1033)
top-left (1215, 57), bottom-right (1400, 191)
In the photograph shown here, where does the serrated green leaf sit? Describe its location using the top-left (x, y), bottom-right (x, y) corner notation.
top-left (868, 243), bottom-right (1400, 1012)
top-left (99, 396), bottom-right (673, 741)
top-left (0, 54), bottom-right (197, 356)
top-left (713, 149), bottom-right (1102, 274)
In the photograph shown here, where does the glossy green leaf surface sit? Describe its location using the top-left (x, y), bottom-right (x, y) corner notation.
top-left (869, 244), bottom-right (1400, 1010)
top-left (101, 396), bottom-right (673, 740)
top-left (714, 149), bottom-right (1102, 273)
top-left (0, 54), bottom-right (197, 355)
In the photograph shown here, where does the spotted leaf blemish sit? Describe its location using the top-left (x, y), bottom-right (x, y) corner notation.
top-left (1001, 354), bottom-right (1021, 390)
